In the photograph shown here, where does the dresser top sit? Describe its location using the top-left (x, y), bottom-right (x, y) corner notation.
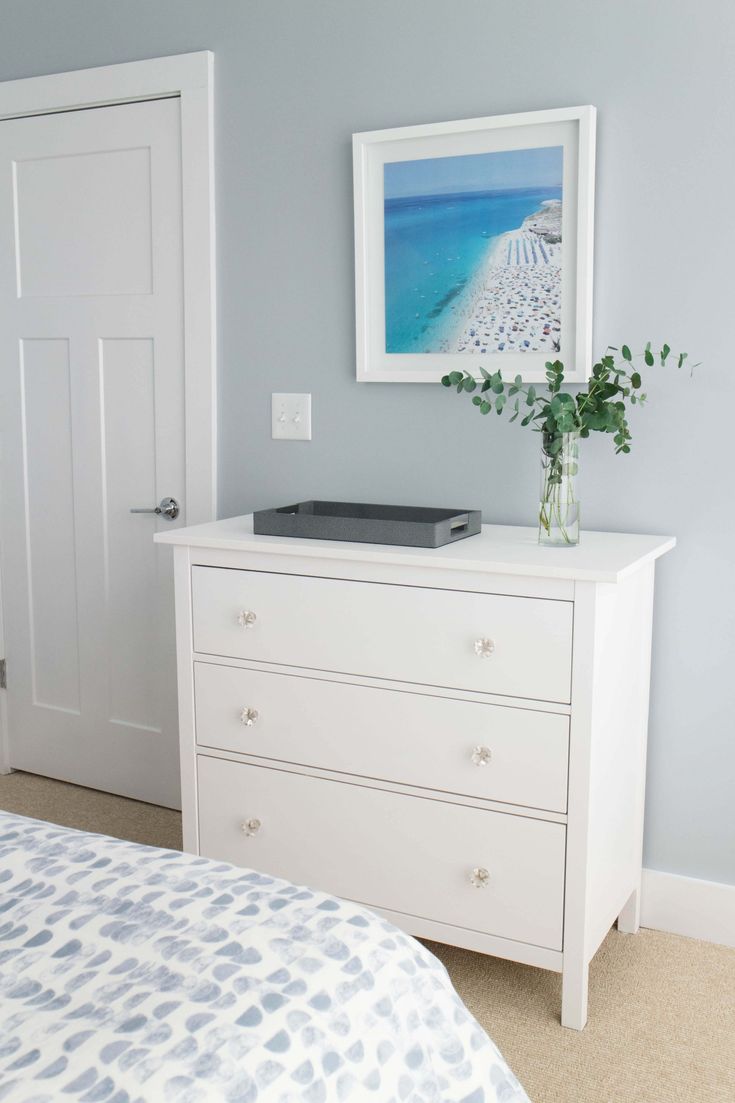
top-left (156, 515), bottom-right (674, 583)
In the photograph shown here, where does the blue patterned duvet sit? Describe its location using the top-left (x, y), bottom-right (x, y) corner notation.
top-left (0, 812), bottom-right (529, 1103)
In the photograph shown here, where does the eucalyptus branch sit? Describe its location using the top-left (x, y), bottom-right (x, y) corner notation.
top-left (441, 341), bottom-right (697, 455)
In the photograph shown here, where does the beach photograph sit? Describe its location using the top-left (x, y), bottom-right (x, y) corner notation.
top-left (384, 145), bottom-right (563, 357)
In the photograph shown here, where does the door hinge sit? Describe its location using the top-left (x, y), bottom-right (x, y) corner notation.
top-left (0, 659), bottom-right (6, 690)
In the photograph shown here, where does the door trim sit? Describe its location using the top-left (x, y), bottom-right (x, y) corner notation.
top-left (0, 52), bottom-right (216, 775)
top-left (0, 568), bottom-right (9, 776)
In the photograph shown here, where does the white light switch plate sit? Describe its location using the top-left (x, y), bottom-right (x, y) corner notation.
top-left (271, 393), bottom-right (312, 440)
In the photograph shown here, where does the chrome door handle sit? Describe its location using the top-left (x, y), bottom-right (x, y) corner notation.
top-left (130, 496), bottom-right (180, 521)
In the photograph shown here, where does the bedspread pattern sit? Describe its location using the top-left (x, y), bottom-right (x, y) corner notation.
top-left (0, 812), bottom-right (528, 1102)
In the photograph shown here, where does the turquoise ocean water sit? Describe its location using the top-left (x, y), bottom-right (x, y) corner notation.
top-left (384, 185), bottom-right (562, 353)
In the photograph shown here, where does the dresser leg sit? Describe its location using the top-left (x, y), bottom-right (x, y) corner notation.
top-left (617, 884), bottom-right (641, 934)
top-left (561, 957), bottom-right (589, 1030)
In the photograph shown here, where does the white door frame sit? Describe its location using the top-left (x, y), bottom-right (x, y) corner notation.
top-left (0, 52), bottom-right (216, 776)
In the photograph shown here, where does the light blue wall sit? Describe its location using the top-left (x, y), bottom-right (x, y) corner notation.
top-left (1, 0), bottom-right (733, 884)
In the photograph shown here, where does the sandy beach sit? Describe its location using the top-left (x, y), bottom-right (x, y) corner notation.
top-left (442, 199), bottom-right (562, 355)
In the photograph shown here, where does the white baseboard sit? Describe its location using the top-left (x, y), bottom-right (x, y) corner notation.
top-left (641, 868), bottom-right (735, 948)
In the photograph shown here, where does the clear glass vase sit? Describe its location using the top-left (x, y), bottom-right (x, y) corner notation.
top-left (538, 431), bottom-right (580, 546)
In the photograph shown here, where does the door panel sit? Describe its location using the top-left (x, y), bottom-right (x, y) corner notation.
top-left (0, 98), bottom-right (185, 806)
top-left (101, 338), bottom-right (159, 732)
top-left (21, 338), bottom-right (80, 714)
top-left (15, 146), bottom-right (153, 297)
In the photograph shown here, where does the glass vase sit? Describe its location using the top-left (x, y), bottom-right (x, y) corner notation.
top-left (538, 431), bottom-right (580, 546)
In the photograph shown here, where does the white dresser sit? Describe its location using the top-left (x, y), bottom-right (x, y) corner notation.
top-left (156, 516), bottom-right (674, 1029)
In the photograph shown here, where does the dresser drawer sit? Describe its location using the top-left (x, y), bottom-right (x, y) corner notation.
top-left (191, 568), bottom-right (573, 703)
top-left (195, 663), bottom-right (569, 812)
top-left (197, 756), bottom-right (566, 950)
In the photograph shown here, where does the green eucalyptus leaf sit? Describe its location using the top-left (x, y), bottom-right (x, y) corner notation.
top-left (443, 337), bottom-right (697, 463)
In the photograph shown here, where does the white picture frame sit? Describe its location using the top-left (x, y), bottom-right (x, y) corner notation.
top-left (353, 105), bottom-right (596, 383)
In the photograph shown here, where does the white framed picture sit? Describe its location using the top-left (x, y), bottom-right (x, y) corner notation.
top-left (353, 105), bottom-right (596, 383)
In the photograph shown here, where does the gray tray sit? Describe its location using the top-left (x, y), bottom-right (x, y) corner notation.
top-left (253, 500), bottom-right (481, 548)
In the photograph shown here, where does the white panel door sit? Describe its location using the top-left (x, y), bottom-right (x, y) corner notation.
top-left (0, 98), bottom-right (185, 806)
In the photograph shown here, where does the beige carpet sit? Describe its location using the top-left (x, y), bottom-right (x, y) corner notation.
top-left (1, 770), bottom-right (733, 1103)
top-left (0, 769), bottom-right (183, 850)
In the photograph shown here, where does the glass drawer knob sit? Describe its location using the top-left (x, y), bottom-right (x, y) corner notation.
top-left (469, 867), bottom-right (490, 889)
top-left (237, 610), bottom-right (257, 628)
top-left (241, 818), bottom-right (261, 837)
top-left (474, 637), bottom-right (495, 658)
top-left (240, 707), bottom-right (259, 727)
top-left (471, 745), bottom-right (492, 767)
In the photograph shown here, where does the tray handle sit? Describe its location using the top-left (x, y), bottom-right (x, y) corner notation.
top-left (449, 514), bottom-right (470, 536)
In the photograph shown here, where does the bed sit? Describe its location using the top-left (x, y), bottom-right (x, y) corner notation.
top-left (0, 811), bottom-right (529, 1102)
